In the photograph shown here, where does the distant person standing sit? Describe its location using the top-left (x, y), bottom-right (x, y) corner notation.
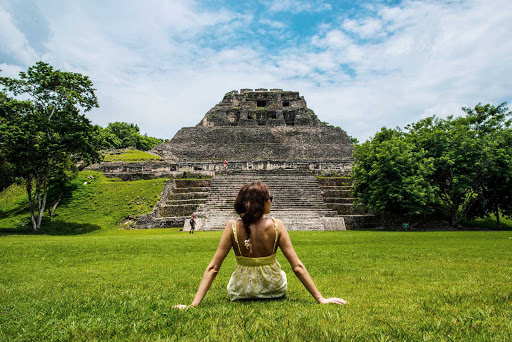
top-left (224, 160), bottom-right (229, 170)
top-left (189, 215), bottom-right (196, 234)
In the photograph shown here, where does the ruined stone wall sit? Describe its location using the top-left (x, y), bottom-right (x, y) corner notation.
top-left (199, 89), bottom-right (321, 127)
top-left (86, 159), bottom-right (353, 180)
top-left (154, 126), bottom-right (353, 162)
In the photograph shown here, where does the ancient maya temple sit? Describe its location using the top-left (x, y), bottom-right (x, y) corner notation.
top-left (90, 89), bottom-right (377, 230)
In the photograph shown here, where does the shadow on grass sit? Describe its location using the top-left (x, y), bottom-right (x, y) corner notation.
top-left (0, 200), bottom-right (29, 218)
top-left (0, 220), bottom-right (101, 236)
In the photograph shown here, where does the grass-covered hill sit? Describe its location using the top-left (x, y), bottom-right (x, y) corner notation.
top-left (0, 149), bottom-right (168, 234)
top-left (102, 148), bottom-right (162, 162)
top-left (0, 170), bottom-right (165, 234)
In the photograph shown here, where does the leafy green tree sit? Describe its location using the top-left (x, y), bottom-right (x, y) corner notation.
top-left (0, 95), bottom-right (15, 189)
top-left (462, 103), bottom-right (512, 228)
top-left (94, 125), bottom-right (121, 150)
top-left (352, 127), bottom-right (436, 215)
top-left (407, 116), bottom-right (489, 226)
top-left (0, 158), bottom-right (14, 190)
top-left (0, 62), bottom-right (100, 231)
top-left (95, 122), bottom-right (162, 151)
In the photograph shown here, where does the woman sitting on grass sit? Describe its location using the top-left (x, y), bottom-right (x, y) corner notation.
top-left (174, 181), bottom-right (347, 309)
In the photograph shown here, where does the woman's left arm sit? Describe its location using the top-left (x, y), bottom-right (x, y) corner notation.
top-left (174, 221), bottom-right (233, 309)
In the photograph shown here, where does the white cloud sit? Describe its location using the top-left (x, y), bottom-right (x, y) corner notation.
top-left (259, 18), bottom-right (286, 29)
top-left (0, 63), bottom-right (23, 78)
top-left (0, 6), bottom-right (38, 65)
top-left (342, 17), bottom-right (385, 39)
top-left (1, 0), bottom-right (511, 143)
top-left (263, 0), bottom-right (331, 13)
top-left (296, 0), bottom-right (512, 139)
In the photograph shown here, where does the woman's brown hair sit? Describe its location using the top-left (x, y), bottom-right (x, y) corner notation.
top-left (234, 181), bottom-right (270, 243)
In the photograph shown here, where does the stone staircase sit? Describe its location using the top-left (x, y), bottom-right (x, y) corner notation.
top-left (136, 172), bottom-right (378, 230)
top-left (317, 177), bottom-right (379, 229)
top-left (135, 179), bottom-right (211, 229)
top-left (191, 170), bottom-right (345, 231)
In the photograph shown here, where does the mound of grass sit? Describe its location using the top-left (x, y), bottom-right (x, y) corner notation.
top-left (0, 230), bottom-right (511, 340)
top-left (0, 171), bottom-right (165, 233)
top-left (103, 149), bottom-right (162, 162)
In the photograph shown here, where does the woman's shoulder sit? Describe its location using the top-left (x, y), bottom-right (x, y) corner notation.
top-left (268, 217), bottom-right (285, 228)
top-left (225, 218), bottom-right (239, 228)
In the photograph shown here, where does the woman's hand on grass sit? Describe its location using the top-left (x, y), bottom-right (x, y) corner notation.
top-left (173, 304), bottom-right (193, 310)
top-left (319, 297), bottom-right (348, 305)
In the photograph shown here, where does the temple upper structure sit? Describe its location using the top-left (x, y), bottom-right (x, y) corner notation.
top-left (154, 89), bottom-right (353, 162)
top-left (198, 89), bottom-right (322, 127)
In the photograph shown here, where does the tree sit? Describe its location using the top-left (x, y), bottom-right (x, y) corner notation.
top-left (352, 127), bottom-right (436, 215)
top-left (406, 116), bottom-right (489, 226)
top-left (95, 122), bottom-right (163, 151)
top-left (0, 92), bottom-right (16, 190)
top-left (0, 62), bottom-right (100, 231)
top-left (462, 103), bottom-right (512, 228)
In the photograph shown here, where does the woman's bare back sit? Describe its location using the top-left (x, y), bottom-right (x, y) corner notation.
top-left (232, 218), bottom-right (278, 257)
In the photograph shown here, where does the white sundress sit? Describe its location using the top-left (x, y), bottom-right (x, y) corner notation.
top-left (227, 218), bottom-right (287, 301)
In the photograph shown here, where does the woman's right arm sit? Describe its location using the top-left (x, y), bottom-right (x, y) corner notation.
top-left (277, 220), bottom-right (348, 305)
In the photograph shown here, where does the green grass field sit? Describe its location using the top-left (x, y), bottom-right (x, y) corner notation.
top-left (1, 172), bottom-right (512, 340)
top-left (1, 229), bottom-right (511, 341)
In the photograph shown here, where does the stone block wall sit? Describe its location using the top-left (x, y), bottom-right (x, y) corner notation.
top-left (154, 126), bottom-right (353, 162)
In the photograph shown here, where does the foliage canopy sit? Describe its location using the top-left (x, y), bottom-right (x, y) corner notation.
top-left (95, 121), bottom-right (163, 151)
top-left (352, 103), bottom-right (512, 227)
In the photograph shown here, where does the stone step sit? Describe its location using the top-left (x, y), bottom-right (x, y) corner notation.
top-left (138, 169), bottom-right (377, 231)
top-left (175, 179), bottom-right (211, 187)
top-left (160, 204), bottom-right (199, 217)
top-left (173, 187), bottom-right (210, 193)
top-left (169, 192), bottom-right (209, 200)
top-left (325, 203), bottom-right (367, 215)
top-left (323, 197), bottom-right (356, 203)
top-left (166, 199), bottom-right (207, 205)
top-left (316, 178), bottom-right (353, 186)
top-left (321, 189), bottom-right (352, 197)
top-left (318, 185), bottom-right (353, 191)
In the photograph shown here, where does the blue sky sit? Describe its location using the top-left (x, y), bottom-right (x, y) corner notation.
top-left (1, 0), bottom-right (511, 141)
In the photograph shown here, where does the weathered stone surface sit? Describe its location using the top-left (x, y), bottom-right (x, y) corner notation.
top-left (87, 159), bottom-right (354, 178)
top-left (198, 89), bottom-right (318, 127)
top-left (152, 89), bottom-right (353, 163)
top-left (192, 170), bottom-right (337, 231)
top-left (322, 217), bottom-right (346, 231)
top-left (154, 126), bottom-right (353, 162)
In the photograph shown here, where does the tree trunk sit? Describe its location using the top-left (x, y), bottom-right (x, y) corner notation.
top-left (48, 192), bottom-right (63, 218)
top-left (36, 174), bottom-right (50, 230)
top-left (26, 178), bottom-right (37, 232)
top-left (496, 205), bottom-right (501, 230)
top-left (449, 204), bottom-right (458, 228)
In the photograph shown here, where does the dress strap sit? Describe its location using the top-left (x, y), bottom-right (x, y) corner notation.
top-left (232, 219), bottom-right (242, 255)
top-left (271, 217), bottom-right (278, 253)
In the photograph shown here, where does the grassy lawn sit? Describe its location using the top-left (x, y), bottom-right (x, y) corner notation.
top-left (1, 229), bottom-right (511, 341)
top-left (1, 172), bottom-right (511, 340)
top-left (103, 149), bottom-right (162, 162)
